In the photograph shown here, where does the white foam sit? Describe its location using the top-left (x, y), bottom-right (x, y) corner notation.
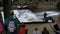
top-left (13, 10), bottom-right (60, 22)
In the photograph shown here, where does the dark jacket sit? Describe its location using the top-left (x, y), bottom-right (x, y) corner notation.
top-left (42, 30), bottom-right (49, 34)
top-left (53, 24), bottom-right (60, 34)
top-left (53, 24), bottom-right (59, 30)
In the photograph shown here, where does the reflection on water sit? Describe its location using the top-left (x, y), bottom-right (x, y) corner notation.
top-left (13, 10), bottom-right (60, 22)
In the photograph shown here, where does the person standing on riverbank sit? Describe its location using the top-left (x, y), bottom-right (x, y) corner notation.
top-left (42, 27), bottom-right (49, 34)
top-left (18, 24), bottom-right (28, 34)
top-left (0, 21), bottom-right (4, 34)
top-left (33, 28), bottom-right (40, 34)
top-left (4, 11), bottom-right (20, 34)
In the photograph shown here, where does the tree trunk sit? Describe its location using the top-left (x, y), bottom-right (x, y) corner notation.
top-left (3, 0), bottom-right (12, 19)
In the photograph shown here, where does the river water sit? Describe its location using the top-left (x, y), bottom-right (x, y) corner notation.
top-left (13, 9), bottom-right (60, 22)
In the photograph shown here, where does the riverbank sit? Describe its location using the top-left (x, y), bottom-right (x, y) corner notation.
top-left (25, 23), bottom-right (55, 34)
